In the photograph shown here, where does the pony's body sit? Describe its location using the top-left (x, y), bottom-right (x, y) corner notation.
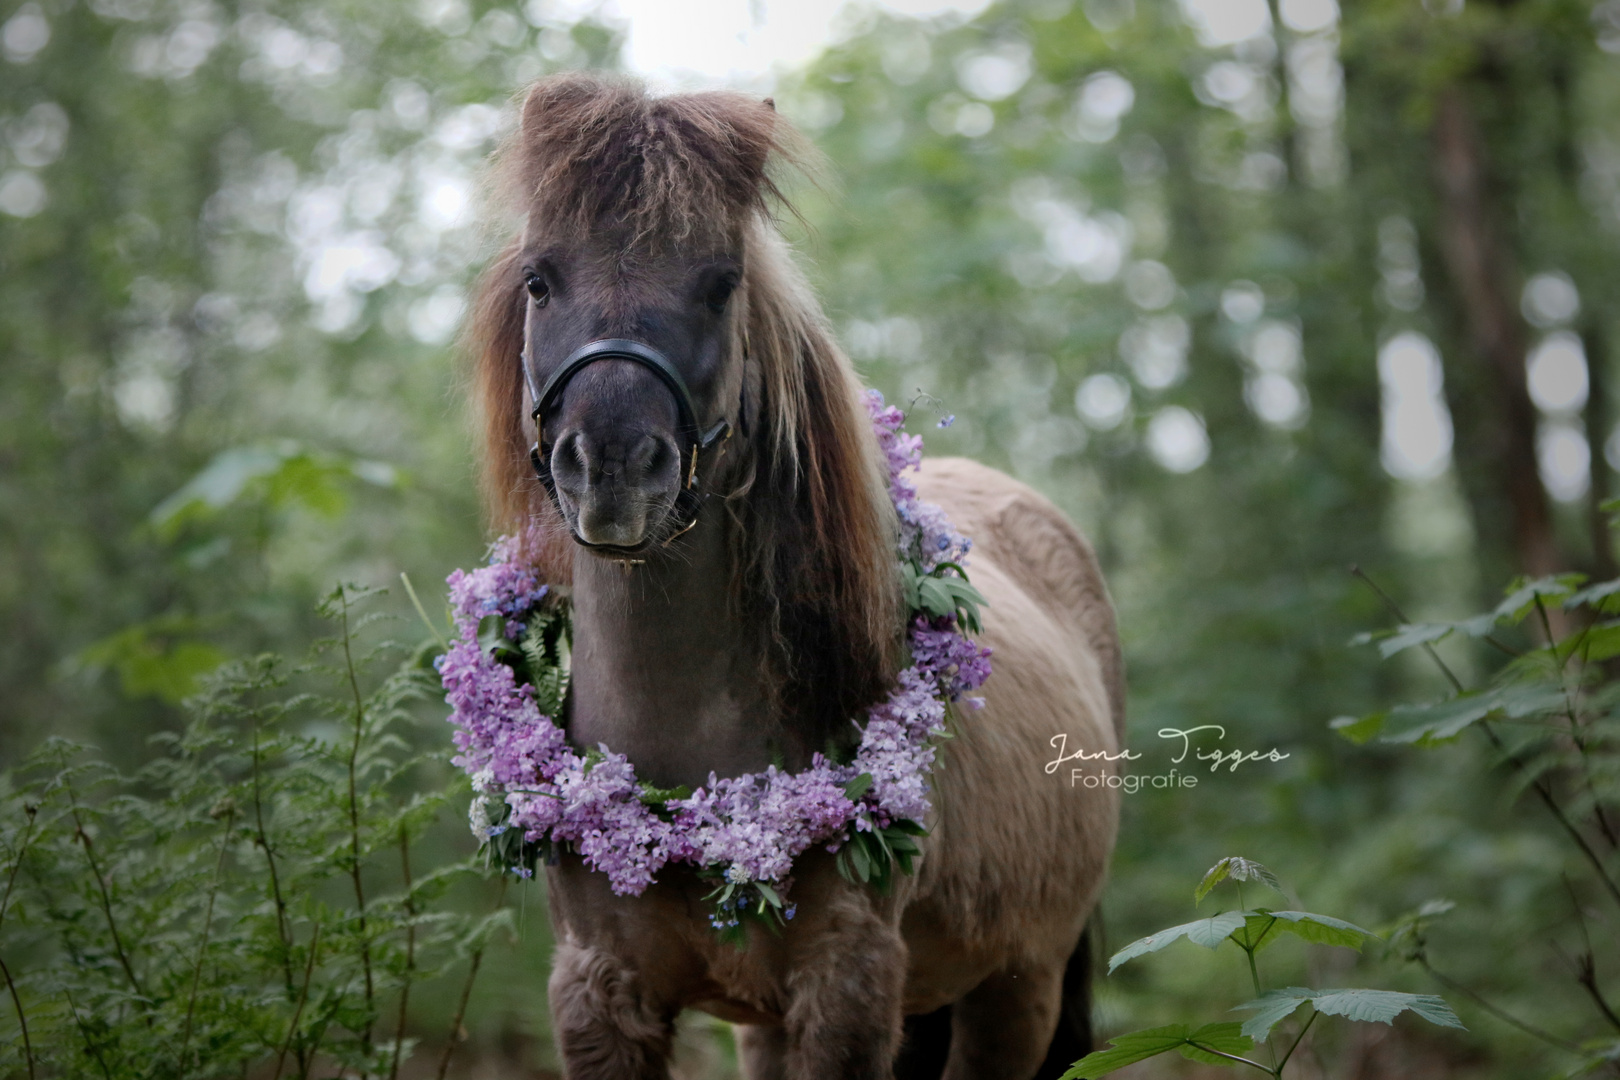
top-left (543, 457), bottom-right (1121, 1078)
top-left (467, 75), bottom-right (1121, 1079)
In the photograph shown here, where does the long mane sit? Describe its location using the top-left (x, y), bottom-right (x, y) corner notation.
top-left (465, 73), bottom-right (903, 735)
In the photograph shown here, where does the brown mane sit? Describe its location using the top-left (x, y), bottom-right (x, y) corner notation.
top-left (464, 73), bottom-right (902, 733)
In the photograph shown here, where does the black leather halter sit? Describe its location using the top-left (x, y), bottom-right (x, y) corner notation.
top-left (522, 338), bottom-right (735, 531)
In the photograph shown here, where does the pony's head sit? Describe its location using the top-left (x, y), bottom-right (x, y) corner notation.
top-left (467, 74), bottom-right (903, 731)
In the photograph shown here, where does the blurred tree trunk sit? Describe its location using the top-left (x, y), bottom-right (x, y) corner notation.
top-left (1587, 321), bottom-right (1619, 579)
top-left (1430, 85), bottom-right (1565, 579)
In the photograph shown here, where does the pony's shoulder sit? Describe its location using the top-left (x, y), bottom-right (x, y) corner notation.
top-left (913, 455), bottom-right (1124, 736)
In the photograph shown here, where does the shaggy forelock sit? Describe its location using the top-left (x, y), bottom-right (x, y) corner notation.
top-left (505, 72), bottom-right (802, 247)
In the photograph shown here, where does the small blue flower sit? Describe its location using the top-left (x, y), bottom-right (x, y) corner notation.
top-left (784, 904), bottom-right (797, 921)
top-left (937, 414), bottom-right (955, 428)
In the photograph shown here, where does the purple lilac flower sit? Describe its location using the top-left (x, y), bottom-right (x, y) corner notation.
top-left (439, 393), bottom-right (993, 901)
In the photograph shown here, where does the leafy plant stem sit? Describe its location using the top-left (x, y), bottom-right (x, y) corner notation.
top-left (66, 989), bottom-right (114, 1080)
top-left (1237, 932), bottom-right (1279, 1072)
top-left (68, 795), bottom-right (144, 1001)
top-left (1275, 1008), bottom-right (1317, 1075)
top-left (272, 924), bottom-right (322, 1080)
top-left (252, 725), bottom-right (296, 996)
top-left (1416, 954), bottom-right (1579, 1053)
top-left (1477, 718), bottom-right (1620, 910)
top-left (1558, 873), bottom-right (1620, 1035)
top-left (400, 572), bottom-right (447, 650)
top-left (436, 876), bottom-right (508, 1080)
top-left (0, 953), bottom-right (35, 1080)
top-left (1531, 598), bottom-right (1619, 847)
top-left (1184, 1040), bottom-right (1272, 1073)
top-left (1350, 566), bottom-right (1466, 694)
top-left (389, 825), bottom-right (417, 1080)
top-left (0, 804), bottom-right (37, 934)
top-left (178, 806), bottom-right (235, 1078)
top-left (1352, 568), bottom-right (1620, 909)
top-left (338, 587), bottom-right (376, 1049)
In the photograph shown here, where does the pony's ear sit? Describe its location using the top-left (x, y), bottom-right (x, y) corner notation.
top-left (518, 72), bottom-right (622, 147)
top-left (700, 90), bottom-right (786, 200)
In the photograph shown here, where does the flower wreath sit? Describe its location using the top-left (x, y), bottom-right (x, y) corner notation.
top-left (437, 392), bottom-right (992, 937)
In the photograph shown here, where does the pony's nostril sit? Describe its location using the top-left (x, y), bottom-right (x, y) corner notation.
top-left (549, 431), bottom-right (588, 487)
top-left (631, 435), bottom-right (670, 480)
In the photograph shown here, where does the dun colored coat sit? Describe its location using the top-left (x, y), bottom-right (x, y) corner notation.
top-left (466, 72), bottom-right (1123, 1080)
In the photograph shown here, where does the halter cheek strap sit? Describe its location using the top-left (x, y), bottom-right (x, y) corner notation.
top-left (521, 339), bottom-right (741, 529)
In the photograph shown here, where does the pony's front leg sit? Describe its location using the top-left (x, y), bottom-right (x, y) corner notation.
top-left (779, 913), bottom-right (907, 1080)
top-left (548, 940), bottom-right (676, 1080)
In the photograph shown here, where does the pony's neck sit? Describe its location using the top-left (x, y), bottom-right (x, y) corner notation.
top-left (565, 509), bottom-right (785, 789)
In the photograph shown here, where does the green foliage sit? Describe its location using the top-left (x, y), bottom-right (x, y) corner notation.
top-left (901, 560), bottom-right (987, 633)
top-left (833, 819), bottom-right (926, 895)
top-left (0, 587), bottom-right (505, 1078)
top-left (1078, 857), bottom-right (1460, 1077)
top-left (477, 588), bottom-right (572, 718)
top-left (72, 614), bottom-right (230, 703)
top-left (149, 442), bottom-right (399, 538)
top-left (1061, 1023), bottom-right (1255, 1078)
top-left (1333, 566), bottom-right (1620, 1077)
top-left (1196, 856), bottom-right (1283, 904)
top-left (1233, 988), bottom-right (1462, 1042)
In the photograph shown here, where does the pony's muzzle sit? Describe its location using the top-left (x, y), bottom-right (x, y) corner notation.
top-left (548, 427), bottom-right (682, 550)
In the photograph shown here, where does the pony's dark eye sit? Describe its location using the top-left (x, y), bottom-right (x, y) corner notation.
top-left (525, 270), bottom-right (550, 307)
top-left (705, 273), bottom-right (739, 314)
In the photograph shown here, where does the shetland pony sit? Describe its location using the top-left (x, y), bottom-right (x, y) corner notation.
top-left (465, 73), bottom-right (1123, 1080)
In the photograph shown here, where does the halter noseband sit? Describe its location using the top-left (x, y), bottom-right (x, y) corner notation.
top-left (522, 338), bottom-right (736, 535)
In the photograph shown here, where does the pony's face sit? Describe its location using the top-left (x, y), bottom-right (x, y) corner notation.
top-left (519, 232), bottom-right (744, 554)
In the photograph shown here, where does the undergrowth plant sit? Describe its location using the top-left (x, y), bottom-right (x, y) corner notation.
top-left (1066, 856), bottom-right (1464, 1078)
top-left (0, 584), bottom-right (506, 1080)
top-left (1336, 566), bottom-right (1620, 1077)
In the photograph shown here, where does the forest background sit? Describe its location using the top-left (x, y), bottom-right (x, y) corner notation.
top-left (3, 0), bottom-right (1618, 1075)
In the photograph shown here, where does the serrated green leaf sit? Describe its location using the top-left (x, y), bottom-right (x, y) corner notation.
top-left (1196, 857), bottom-right (1283, 903)
top-left (1234, 988), bottom-right (1462, 1041)
top-left (1379, 684), bottom-right (1567, 745)
top-left (1108, 912), bottom-right (1247, 973)
top-left (1060, 1025), bottom-right (1194, 1078)
top-left (1371, 622), bottom-right (1454, 658)
top-left (1232, 988), bottom-right (1314, 1041)
top-left (1567, 578), bottom-right (1620, 614)
top-left (1309, 988), bottom-right (1465, 1029)
top-left (1561, 622), bottom-right (1620, 664)
top-left (1178, 1022), bottom-right (1255, 1065)
top-left (1258, 910), bottom-right (1375, 950)
top-left (1329, 712), bottom-right (1386, 744)
top-left (1495, 575), bottom-right (1585, 625)
top-left (1061, 1023), bottom-right (1256, 1078)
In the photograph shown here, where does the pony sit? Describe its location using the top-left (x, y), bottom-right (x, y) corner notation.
top-left (465, 72), bottom-right (1124, 1080)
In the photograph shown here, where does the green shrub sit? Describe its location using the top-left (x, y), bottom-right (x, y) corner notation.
top-left (0, 585), bottom-right (503, 1080)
